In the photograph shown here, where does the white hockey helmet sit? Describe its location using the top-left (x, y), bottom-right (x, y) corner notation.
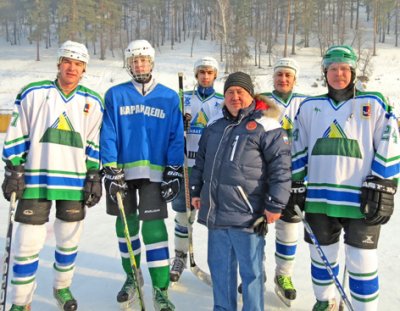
top-left (194, 56), bottom-right (219, 76)
top-left (274, 58), bottom-right (299, 77)
top-left (57, 40), bottom-right (89, 65)
top-left (125, 40), bottom-right (155, 82)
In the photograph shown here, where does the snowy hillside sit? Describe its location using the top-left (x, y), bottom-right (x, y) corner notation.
top-left (0, 39), bottom-right (400, 310)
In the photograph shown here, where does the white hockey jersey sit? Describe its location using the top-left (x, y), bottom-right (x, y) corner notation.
top-left (184, 89), bottom-right (224, 167)
top-left (2, 80), bottom-right (103, 201)
top-left (292, 91), bottom-right (400, 218)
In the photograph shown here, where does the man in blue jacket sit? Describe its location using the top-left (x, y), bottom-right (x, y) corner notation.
top-left (190, 72), bottom-right (291, 311)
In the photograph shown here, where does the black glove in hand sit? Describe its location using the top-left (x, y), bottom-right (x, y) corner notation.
top-left (84, 169), bottom-right (103, 207)
top-left (360, 175), bottom-right (397, 225)
top-left (161, 165), bottom-right (183, 202)
top-left (103, 167), bottom-right (127, 202)
top-left (287, 180), bottom-right (307, 211)
top-left (252, 217), bottom-right (268, 237)
top-left (2, 165), bottom-right (25, 201)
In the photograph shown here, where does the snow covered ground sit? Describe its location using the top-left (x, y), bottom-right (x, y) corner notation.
top-left (0, 38), bottom-right (400, 310)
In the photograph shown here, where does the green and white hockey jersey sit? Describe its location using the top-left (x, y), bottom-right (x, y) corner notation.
top-left (2, 80), bottom-right (104, 201)
top-left (292, 91), bottom-right (400, 218)
top-left (261, 91), bottom-right (308, 137)
top-left (184, 89), bottom-right (224, 167)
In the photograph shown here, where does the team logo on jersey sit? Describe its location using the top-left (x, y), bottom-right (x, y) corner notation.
top-left (311, 119), bottom-right (362, 158)
top-left (246, 121), bottom-right (257, 131)
top-left (361, 102), bottom-right (371, 119)
top-left (281, 115), bottom-right (293, 131)
top-left (84, 102), bottom-right (91, 114)
top-left (192, 109), bottom-right (209, 128)
top-left (40, 112), bottom-right (83, 148)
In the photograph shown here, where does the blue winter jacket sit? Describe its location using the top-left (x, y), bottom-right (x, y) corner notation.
top-left (190, 96), bottom-right (291, 229)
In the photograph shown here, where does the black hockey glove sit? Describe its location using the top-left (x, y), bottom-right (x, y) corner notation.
top-left (161, 165), bottom-right (183, 202)
top-left (103, 167), bottom-right (127, 202)
top-left (2, 164), bottom-right (25, 201)
top-left (252, 216), bottom-right (268, 237)
top-left (83, 169), bottom-right (103, 207)
top-left (286, 181), bottom-right (307, 212)
top-left (360, 175), bottom-right (397, 225)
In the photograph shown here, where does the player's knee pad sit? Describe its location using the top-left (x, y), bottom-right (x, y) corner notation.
top-left (116, 212), bottom-right (139, 238)
top-left (54, 218), bottom-right (83, 248)
top-left (56, 200), bottom-right (85, 222)
top-left (15, 199), bottom-right (52, 225)
top-left (275, 219), bottom-right (299, 242)
top-left (345, 245), bottom-right (378, 274)
top-left (14, 223), bottom-right (46, 257)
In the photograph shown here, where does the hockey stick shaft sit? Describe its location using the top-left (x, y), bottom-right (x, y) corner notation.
top-left (0, 192), bottom-right (17, 311)
top-left (294, 205), bottom-right (354, 311)
top-left (116, 192), bottom-right (146, 311)
top-left (178, 72), bottom-right (212, 287)
top-left (339, 266), bottom-right (348, 311)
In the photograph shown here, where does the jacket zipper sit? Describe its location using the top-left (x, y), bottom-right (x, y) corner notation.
top-left (230, 135), bottom-right (239, 161)
top-left (237, 185), bottom-right (254, 214)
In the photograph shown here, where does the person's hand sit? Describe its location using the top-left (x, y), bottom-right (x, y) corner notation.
top-left (2, 165), bottom-right (25, 201)
top-left (360, 175), bottom-right (396, 225)
top-left (265, 210), bottom-right (281, 224)
top-left (103, 167), bottom-right (127, 202)
top-left (83, 169), bottom-right (103, 207)
top-left (191, 197), bottom-right (201, 210)
top-left (161, 165), bottom-right (183, 202)
top-left (184, 113), bottom-right (192, 131)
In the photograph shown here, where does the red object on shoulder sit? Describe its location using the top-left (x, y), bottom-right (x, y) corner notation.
top-left (255, 99), bottom-right (269, 111)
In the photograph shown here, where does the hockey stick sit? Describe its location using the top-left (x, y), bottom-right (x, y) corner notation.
top-left (178, 72), bottom-right (212, 287)
top-left (116, 192), bottom-right (146, 311)
top-left (294, 205), bottom-right (354, 311)
top-left (0, 192), bottom-right (17, 311)
top-left (338, 266), bottom-right (348, 311)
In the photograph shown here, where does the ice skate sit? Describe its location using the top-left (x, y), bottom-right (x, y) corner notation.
top-left (170, 250), bottom-right (187, 283)
top-left (53, 287), bottom-right (77, 311)
top-left (153, 287), bottom-right (175, 311)
top-left (117, 270), bottom-right (144, 310)
top-left (9, 305), bottom-right (31, 311)
top-left (274, 275), bottom-right (297, 307)
top-left (312, 299), bottom-right (336, 311)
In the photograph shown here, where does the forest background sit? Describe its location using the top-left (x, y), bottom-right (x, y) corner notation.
top-left (1, 0), bottom-right (400, 75)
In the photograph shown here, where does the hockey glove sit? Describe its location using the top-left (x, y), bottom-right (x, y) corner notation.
top-left (2, 164), bottom-right (25, 201)
top-left (83, 169), bottom-right (103, 207)
top-left (103, 166), bottom-right (127, 202)
top-left (252, 216), bottom-right (268, 237)
top-left (360, 175), bottom-right (397, 225)
top-left (286, 180), bottom-right (307, 212)
top-left (161, 165), bottom-right (183, 202)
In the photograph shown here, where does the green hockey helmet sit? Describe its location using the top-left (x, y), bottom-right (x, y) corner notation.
top-left (322, 45), bottom-right (357, 70)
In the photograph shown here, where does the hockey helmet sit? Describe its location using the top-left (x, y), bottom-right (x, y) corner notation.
top-left (125, 40), bottom-right (155, 82)
top-left (57, 40), bottom-right (89, 65)
top-left (194, 56), bottom-right (219, 76)
top-left (273, 58), bottom-right (299, 77)
top-left (322, 45), bottom-right (357, 70)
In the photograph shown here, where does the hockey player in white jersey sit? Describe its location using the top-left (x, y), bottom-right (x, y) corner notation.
top-left (2, 41), bottom-right (103, 311)
top-left (291, 45), bottom-right (400, 311)
top-left (170, 56), bottom-right (223, 283)
top-left (260, 58), bottom-right (307, 306)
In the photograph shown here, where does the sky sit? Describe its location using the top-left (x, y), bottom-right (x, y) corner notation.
top-left (0, 38), bottom-right (400, 310)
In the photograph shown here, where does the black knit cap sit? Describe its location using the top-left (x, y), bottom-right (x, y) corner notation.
top-left (224, 71), bottom-right (254, 96)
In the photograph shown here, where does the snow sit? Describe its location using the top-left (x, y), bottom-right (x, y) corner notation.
top-left (0, 38), bottom-right (400, 310)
